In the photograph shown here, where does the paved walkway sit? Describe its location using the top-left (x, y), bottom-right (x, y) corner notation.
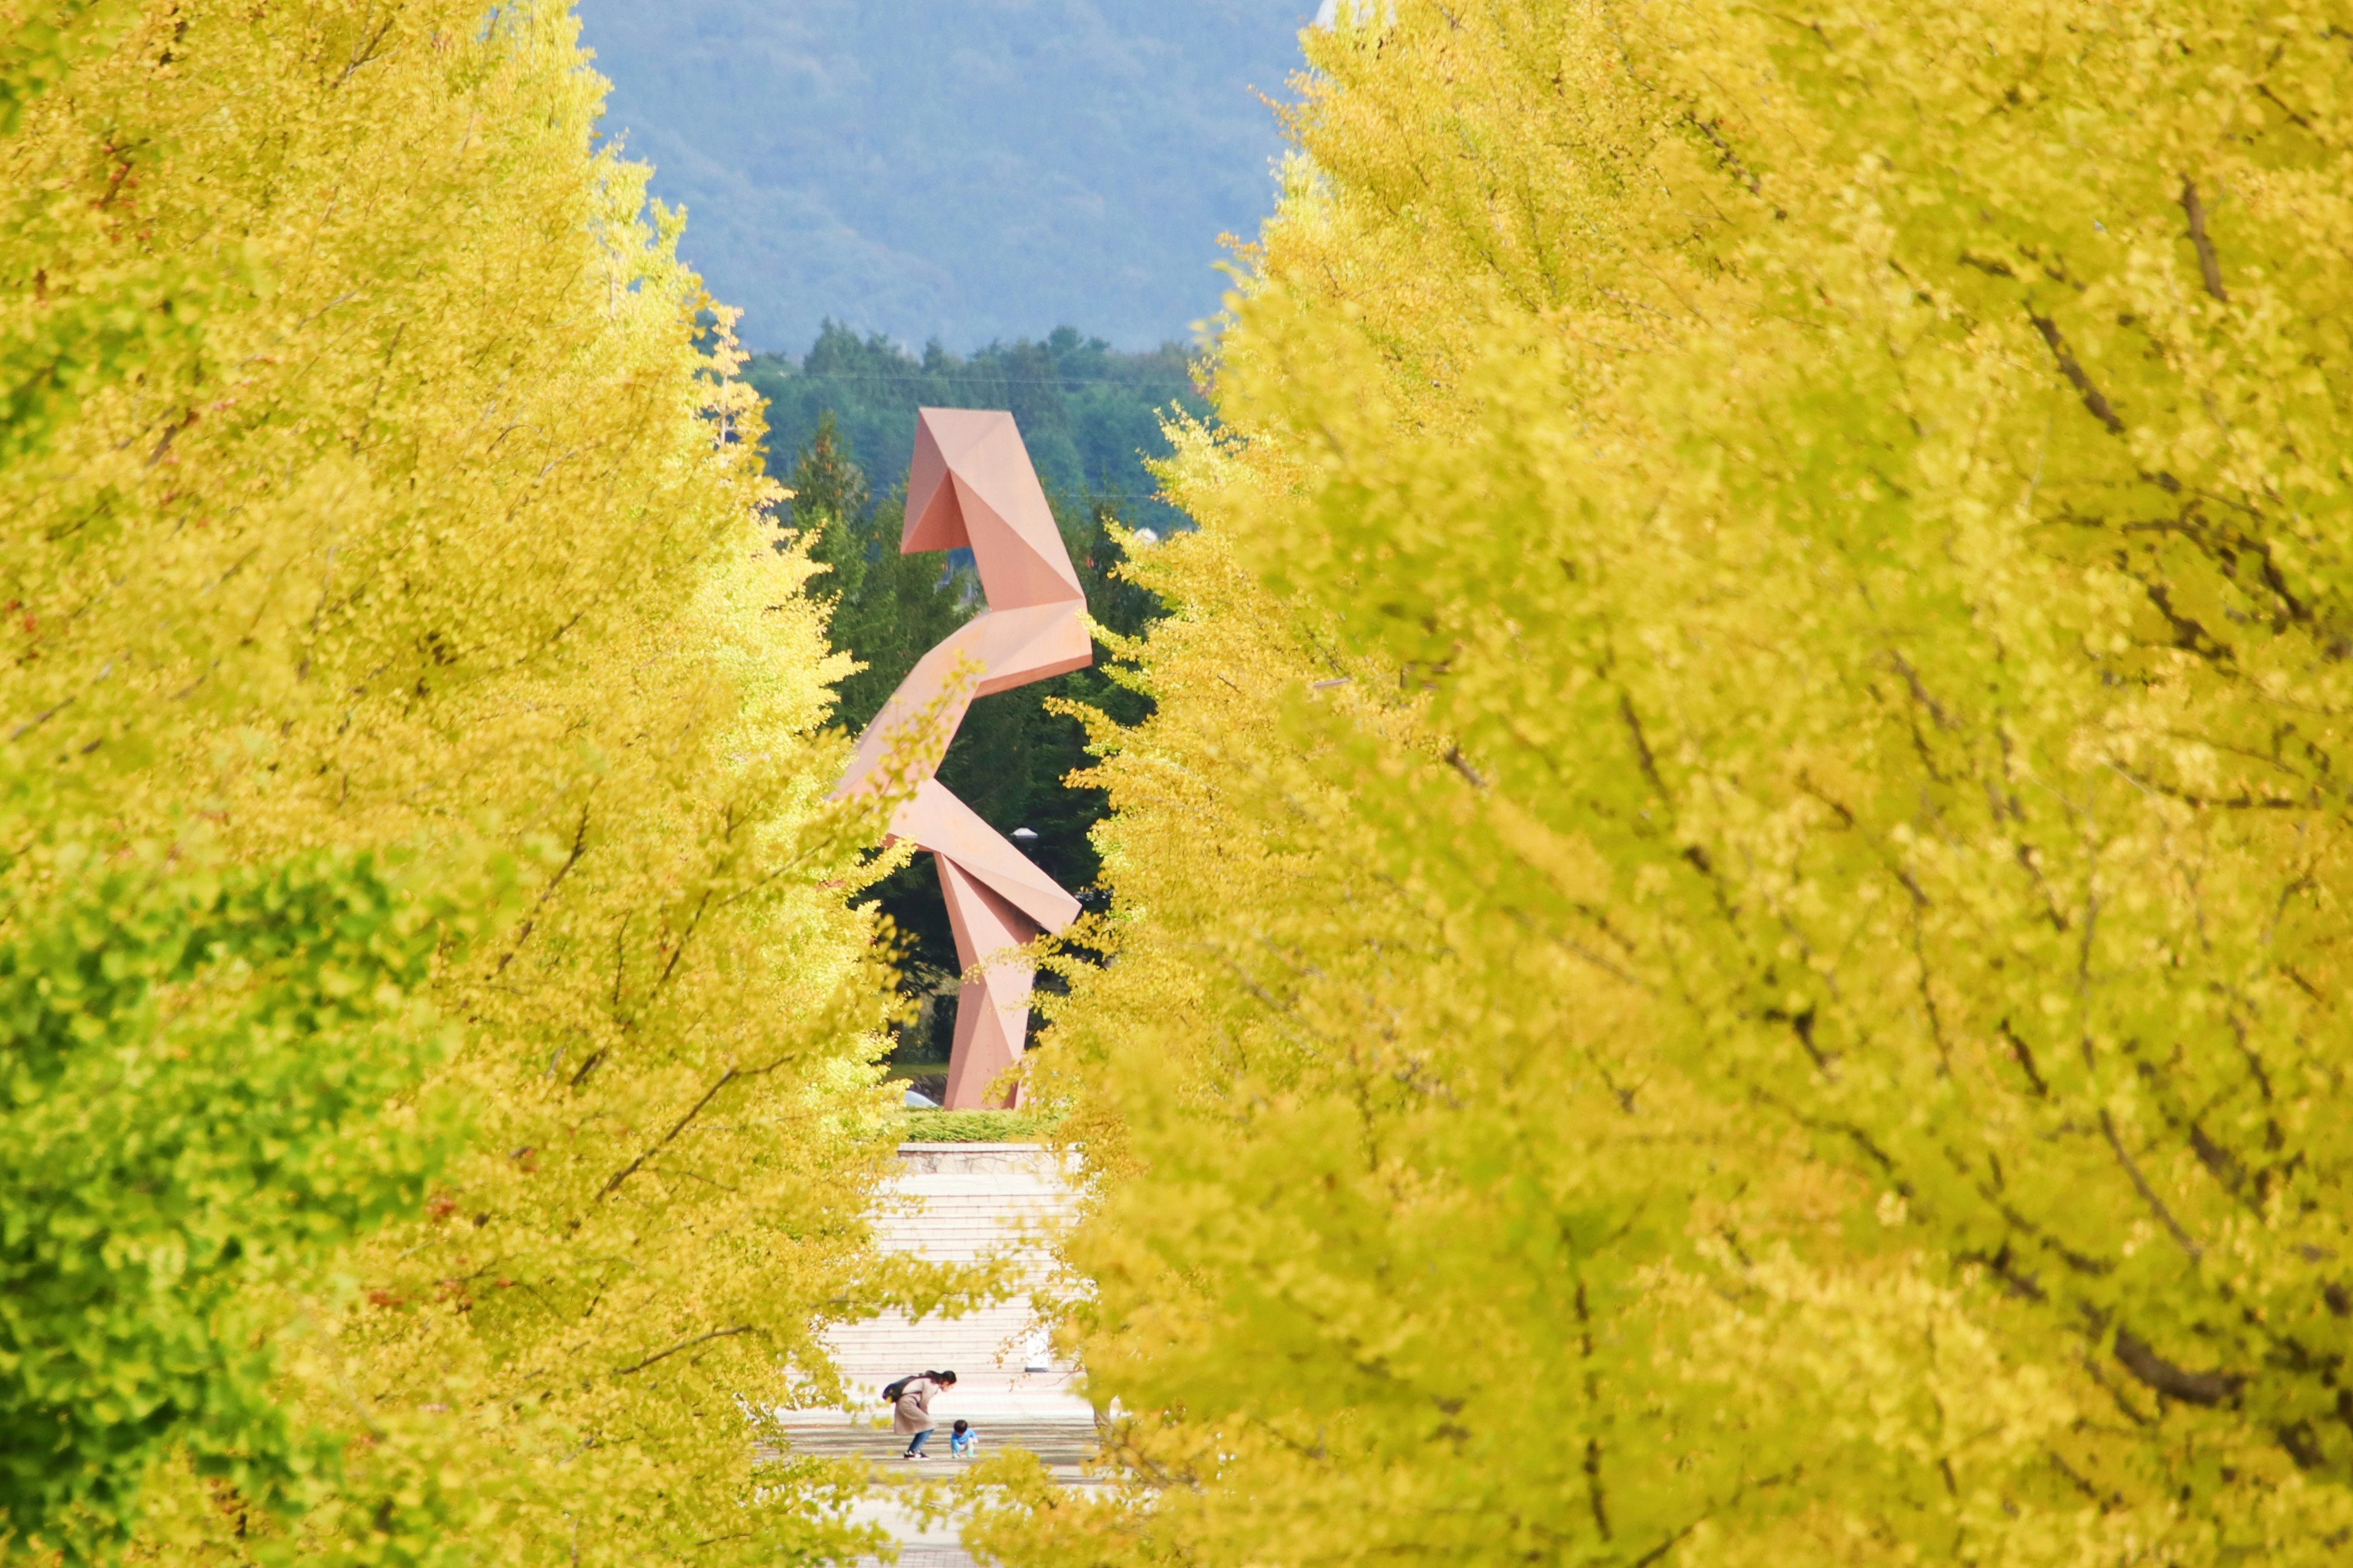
top-left (773, 1143), bottom-right (1099, 1566)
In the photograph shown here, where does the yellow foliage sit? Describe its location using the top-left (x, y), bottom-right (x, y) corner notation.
top-left (998, 1), bottom-right (2353, 1562)
top-left (4, 3), bottom-right (903, 1562)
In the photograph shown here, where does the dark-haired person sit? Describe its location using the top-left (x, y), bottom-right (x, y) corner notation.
top-left (895, 1369), bottom-right (957, 1459)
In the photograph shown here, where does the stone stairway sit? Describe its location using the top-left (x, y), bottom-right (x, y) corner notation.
top-left (774, 1143), bottom-right (1099, 1566)
top-left (774, 1411), bottom-right (1101, 1466)
top-left (809, 1142), bottom-right (1093, 1421)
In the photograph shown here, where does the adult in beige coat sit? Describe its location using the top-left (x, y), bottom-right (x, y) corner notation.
top-left (893, 1370), bottom-right (957, 1459)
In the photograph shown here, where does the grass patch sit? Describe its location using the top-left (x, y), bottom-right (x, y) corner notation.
top-left (901, 1108), bottom-right (1059, 1143)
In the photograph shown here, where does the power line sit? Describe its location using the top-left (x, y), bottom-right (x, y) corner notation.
top-left (756, 371), bottom-right (1207, 392)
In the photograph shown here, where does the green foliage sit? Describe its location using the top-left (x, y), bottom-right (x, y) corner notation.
top-left (899, 1110), bottom-right (1058, 1145)
top-left (0, 853), bottom-right (475, 1561)
top-left (756, 322), bottom-right (1207, 542)
top-left (993, 1), bottom-right (2353, 1564)
top-left (0, 2), bottom-right (135, 135)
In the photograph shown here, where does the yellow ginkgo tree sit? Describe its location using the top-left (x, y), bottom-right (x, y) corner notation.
top-left (2, 3), bottom-right (911, 1564)
top-left (975, 1), bottom-right (2353, 1564)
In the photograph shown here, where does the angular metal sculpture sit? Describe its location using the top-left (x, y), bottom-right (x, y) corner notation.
top-left (835, 409), bottom-right (1090, 1108)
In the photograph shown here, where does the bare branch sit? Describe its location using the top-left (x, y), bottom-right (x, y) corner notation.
top-left (2177, 178), bottom-right (2229, 303)
top-left (614, 1324), bottom-right (755, 1377)
top-left (2112, 1327), bottom-right (2243, 1407)
top-left (2099, 1108), bottom-right (2202, 1259)
top-left (2027, 311), bottom-right (2126, 433)
top-left (1618, 692), bottom-right (1665, 797)
top-left (494, 800), bottom-right (594, 975)
top-left (599, 1067), bottom-right (741, 1201)
top-left (595, 1049), bottom-right (804, 1202)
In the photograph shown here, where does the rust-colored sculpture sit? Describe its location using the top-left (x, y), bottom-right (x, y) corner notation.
top-left (836, 409), bottom-right (1090, 1108)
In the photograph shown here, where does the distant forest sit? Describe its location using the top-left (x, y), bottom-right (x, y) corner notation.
top-left (749, 322), bottom-right (1208, 539)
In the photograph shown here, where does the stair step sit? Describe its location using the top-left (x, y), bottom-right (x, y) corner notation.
top-left (814, 1145), bottom-right (1091, 1422)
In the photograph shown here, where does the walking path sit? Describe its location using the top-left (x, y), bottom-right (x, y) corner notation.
top-left (774, 1143), bottom-right (1097, 1566)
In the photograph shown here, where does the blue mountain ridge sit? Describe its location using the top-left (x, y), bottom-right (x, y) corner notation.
top-left (575, 0), bottom-right (1317, 355)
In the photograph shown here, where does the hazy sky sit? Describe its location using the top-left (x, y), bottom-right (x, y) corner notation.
top-left (575, 1), bottom-right (1317, 355)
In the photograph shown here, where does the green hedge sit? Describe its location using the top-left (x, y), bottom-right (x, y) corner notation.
top-left (900, 1109), bottom-right (1059, 1143)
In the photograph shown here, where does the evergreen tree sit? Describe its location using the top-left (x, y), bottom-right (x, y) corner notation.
top-left (751, 322), bottom-right (1207, 542)
top-left (795, 409), bottom-right (873, 607)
